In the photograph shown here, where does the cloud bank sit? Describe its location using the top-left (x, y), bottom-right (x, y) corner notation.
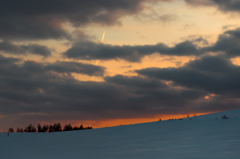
top-left (63, 27), bottom-right (240, 62)
top-left (185, 0), bottom-right (240, 13)
top-left (0, 0), bottom-right (164, 40)
top-left (0, 41), bottom-right (52, 57)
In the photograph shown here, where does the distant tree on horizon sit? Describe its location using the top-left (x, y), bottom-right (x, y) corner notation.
top-left (24, 124), bottom-right (36, 132)
top-left (42, 125), bottom-right (49, 132)
top-left (73, 126), bottom-right (79, 130)
top-left (37, 124), bottom-right (42, 132)
top-left (8, 127), bottom-right (14, 133)
top-left (53, 123), bottom-right (62, 132)
top-left (8, 123), bottom-right (93, 133)
top-left (63, 124), bottom-right (73, 131)
top-left (49, 125), bottom-right (54, 132)
top-left (79, 124), bottom-right (84, 130)
top-left (16, 127), bottom-right (24, 132)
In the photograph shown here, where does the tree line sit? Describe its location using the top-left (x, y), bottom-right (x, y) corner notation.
top-left (8, 123), bottom-right (93, 133)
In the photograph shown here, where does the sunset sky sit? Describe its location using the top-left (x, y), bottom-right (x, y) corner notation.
top-left (1, 0), bottom-right (240, 131)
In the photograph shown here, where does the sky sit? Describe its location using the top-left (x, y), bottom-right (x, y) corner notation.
top-left (1, 0), bottom-right (240, 131)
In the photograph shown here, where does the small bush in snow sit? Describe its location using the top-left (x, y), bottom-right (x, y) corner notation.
top-left (222, 115), bottom-right (229, 119)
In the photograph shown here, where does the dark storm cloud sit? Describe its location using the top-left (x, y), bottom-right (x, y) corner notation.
top-left (224, 27), bottom-right (240, 38)
top-left (45, 61), bottom-right (105, 76)
top-left (0, 0), bottom-right (164, 40)
top-left (0, 65), bottom-right (206, 116)
top-left (192, 37), bottom-right (209, 45)
top-left (137, 55), bottom-right (240, 96)
top-left (0, 54), bottom-right (20, 65)
top-left (0, 41), bottom-right (52, 57)
top-left (0, 17), bottom-right (70, 40)
top-left (0, 41), bottom-right (25, 54)
top-left (0, 55), bottom-right (105, 78)
top-left (63, 27), bottom-right (240, 61)
top-left (184, 0), bottom-right (240, 12)
top-left (202, 27), bottom-right (240, 57)
top-left (104, 75), bottom-right (168, 89)
top-left (64, 40), bottom-right (201, 62)
top-left (184, 0), bottom-right (214, 6)
top-left (103, 75), bottom-right (207, 112)
top-left (0, 55), bottom-right (211, 130)
top-left (22, 44), bottom-right (52, 57)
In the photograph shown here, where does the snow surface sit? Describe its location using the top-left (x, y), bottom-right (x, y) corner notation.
top-left (1, 109), bottom-right (240, 159)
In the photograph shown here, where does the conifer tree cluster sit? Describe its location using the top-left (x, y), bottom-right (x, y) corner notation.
top-left (8, 123), bottom-right (92, 133)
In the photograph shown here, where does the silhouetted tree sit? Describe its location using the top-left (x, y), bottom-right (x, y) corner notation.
top-left (37, 124), bottom-right (42, 132)
top-left (63, 124), bottom-right (73, 131)
top-left (42, 125), bottom-right (49, 132)
top-left (79, 124), bottom-right (84, 130)
top-left (16, 127), bottom-right (24, 132)
top-left (24, 126), bottom-right (28, 132)
top-left (24, 124), bottom-right (36, 132)
top-left (11, 123), bottom-right (93, 133)
top-left (8, 127), bottom-right (14, 133)
top-left (49, 125), bottom-right (54, 132)
top-left (32, 126), bottom-right (36, 132)
top-left (53, 123), bottom-right (62, 132)
top-left (73, 126), bottom-right (79, 130)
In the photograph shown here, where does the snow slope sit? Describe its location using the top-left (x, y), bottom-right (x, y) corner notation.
top-left (1, 109), bottom-right (240, 159)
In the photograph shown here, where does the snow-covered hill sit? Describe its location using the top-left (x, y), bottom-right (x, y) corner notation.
top-left (1, 109), bottom-right (240, 159)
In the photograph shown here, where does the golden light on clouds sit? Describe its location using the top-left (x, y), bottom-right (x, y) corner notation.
top-left (39, 88), bottom-right (44, 94)
top-left (231, 57), bottom-right (240, 66)
top-left (205, 94), bottom-right (216, 99)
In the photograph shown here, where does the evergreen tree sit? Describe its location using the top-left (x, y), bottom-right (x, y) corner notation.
top-left (24, 124), bottom-right (36, 132)
top-left (53, 123), bottom-right (62, 132)
top-left (63, 124), bottom-right (73, 131)
top-left (79, 124), bottom-right (84, 130)
top-left (37, 124), bottom-right (42, 132)
top-left (42, 125), bottom-right (49, 132)
top-left (49, 125), bottom-right (54, 132)
top-left (8, 127), bottom-right (14, 133)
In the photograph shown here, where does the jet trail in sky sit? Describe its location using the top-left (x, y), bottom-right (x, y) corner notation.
top-left (92, 31), bottom-right (105, 81)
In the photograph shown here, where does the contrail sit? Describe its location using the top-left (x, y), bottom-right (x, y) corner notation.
top-left (101, 31), bottom-right (105, 43)
top-left (92, 31), bottom-right (105, 81)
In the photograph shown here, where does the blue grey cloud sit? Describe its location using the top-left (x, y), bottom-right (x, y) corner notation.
top-left (64, 40), bottom-right (201, 62)
top-left (0, 0), bottom-right (162, 40)
top-left (0, 41), bottom-right (52, 57)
